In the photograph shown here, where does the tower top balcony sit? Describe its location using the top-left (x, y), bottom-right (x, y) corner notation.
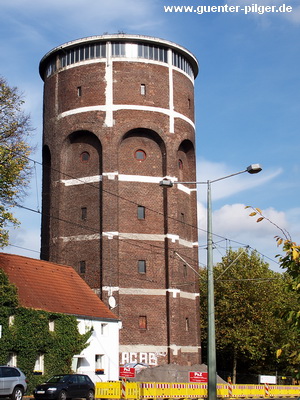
top-left (39, 34), bottom-right (199, 81)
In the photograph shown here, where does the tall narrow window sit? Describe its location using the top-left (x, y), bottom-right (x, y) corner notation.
top-left (95, 354), bottom-right (104, 370)
top-left (101, 323), bottom-right (108, 335)
top-left (138, 260), bottom-right (146, 274)
top-left (112, 42), bottom-right (125, 56)
top-left (49, 320), bottom-right (55, 332)
top-left (81, 207), bottom-right (87, 220)
top-left (77, 86), bottom-right (82, 97)
top-left (7, 352), bottom-right (17, 367)
top-left (183, 264), bottom-right (187, 277)
top-left (139, 316), bottom-right (147, 330)
top-left (185, 317), bottom-right (189, 331)
top-left (9, 315), bottom-right (15, 327)
top-left (137, 205), bottom-right (145, 220)
top-left (34, 353), bottom-right (45, 374)
top-left (76, 357), bottom-right (84, 371)
top-left (80, 260), bottom-right (86, 274)
top-left (140, 84), bottom-right (146, 95)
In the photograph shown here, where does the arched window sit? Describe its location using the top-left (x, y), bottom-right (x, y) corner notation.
top-left (80, 151), bottom-right (90, 162)
top-left (135, 149), bottom-right (146, 161)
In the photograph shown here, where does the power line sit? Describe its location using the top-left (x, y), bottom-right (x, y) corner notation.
top-left (6, 196), bottom-right (279, 269)
top-left (217, 277), bottom-right (280, 282)
top-left (5, 243), bottom-right (40, 255)
top-left (2, 148), bottom-right (280, 267)
top-left (2, 146), bottom-right (253, 243)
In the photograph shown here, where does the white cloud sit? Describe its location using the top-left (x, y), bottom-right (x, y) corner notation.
top-left (196, 160), bottom-right (299, 271)
top-left (1, 0), bottom-right (162, 33)
top-left (5, 225), bottom-right (40, 259)
top-left (197, 202), bottom-right (300, 271)
top-left (285, 207), bottom-right (300, 239)
top-left (196, 159), bottom-right (282, 202)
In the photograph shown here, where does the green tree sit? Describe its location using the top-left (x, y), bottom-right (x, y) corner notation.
top-left (199, 248), bottom-right (297, 383)
top-left (0, 269), bottom-right (18, 308)
top-left (0, 76), bottom-right (32, 247)
top-left (275, 238), bottom-right (300, 378)
top-left (247, 207), bottom-right (300, 378)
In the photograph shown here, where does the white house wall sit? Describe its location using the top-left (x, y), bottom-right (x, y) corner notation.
top-left (74, 318), bottom-right (120, 383)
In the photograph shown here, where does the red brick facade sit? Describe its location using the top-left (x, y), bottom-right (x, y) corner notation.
top-left (40, 35), bottom-right (201, 366)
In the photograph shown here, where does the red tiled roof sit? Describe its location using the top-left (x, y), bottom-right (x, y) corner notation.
top-left (0, 252), bottom-right (118, 321)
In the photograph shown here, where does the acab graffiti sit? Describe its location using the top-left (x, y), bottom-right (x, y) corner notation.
top-left (121, 352), bottom-right (167, 366)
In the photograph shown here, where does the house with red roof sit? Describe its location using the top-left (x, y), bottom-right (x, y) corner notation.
top-left (0, 252), bottom-right (121, 382)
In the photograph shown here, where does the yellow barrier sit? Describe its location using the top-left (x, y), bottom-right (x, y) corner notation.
top-left (269, 385), bottom-right (300, 398)
top-left (217, 384), bottom-right (229, 398)
top-left (229, 384), bottom-right (265, 398)
top-left (140, 383), bottom-right (156, 399)
top-left (125, 382), bottom-right (141, 399)
top-left (95, 381), bottom-right (300, 399)
top-left (95, 381), bottom-right (121, 399)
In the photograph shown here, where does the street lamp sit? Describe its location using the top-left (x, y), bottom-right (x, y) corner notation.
top-left (160, 164), bottom-right (262, 400)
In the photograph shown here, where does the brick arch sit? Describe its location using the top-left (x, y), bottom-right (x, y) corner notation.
top-left (58, 131), bottom-right (103, 287)
top-left (177, 139), bottom-right (196, 182)
top-left (119, 128), bottom-right (166, 176)
top-left (61, 130), bottom-right (102, 178)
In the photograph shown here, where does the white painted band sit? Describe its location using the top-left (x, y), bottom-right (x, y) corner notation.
top-left (61, 175), bottom-right (102, 186)
top-left (102, 286), bottom-right (199, 299)
top-left (57, 104), bottom-right (195, 129)
top-left (119, 344), bottom-right (200, 353)
top-left (57, 231), bottom-right (198, 248)
top-left (118, 288), bottom-right (199, 299)
top-left (60, 173), bottom-right (195, 195)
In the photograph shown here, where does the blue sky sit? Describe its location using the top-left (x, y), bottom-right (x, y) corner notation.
top-left (1, 0), bottom-right (300, 271)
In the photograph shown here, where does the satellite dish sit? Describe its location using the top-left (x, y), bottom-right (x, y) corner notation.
top-left (108, 296), bottom-right (116, 309)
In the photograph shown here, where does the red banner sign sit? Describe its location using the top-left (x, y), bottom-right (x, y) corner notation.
top-left (189, 371), bottom-right (208, 383)
top-left (119, 367), bottom-right (136, 378)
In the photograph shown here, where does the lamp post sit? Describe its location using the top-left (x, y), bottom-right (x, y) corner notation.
top-left (160, 164), bottom-right (262, 400)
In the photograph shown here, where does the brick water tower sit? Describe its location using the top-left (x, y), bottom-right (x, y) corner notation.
top-left (39, 34), bottom-right (200, 367)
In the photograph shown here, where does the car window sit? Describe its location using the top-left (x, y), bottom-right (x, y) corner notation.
top-left (69, 375), bottom-right (78, 384)
top-left (84, 376), bottom-right (93, 384)
top-left (47, 375), bottom-right (68, 383)
top-left (1, 367), bottom-right (20, 377)
top-left (77, 375), bottom-right (86, 384)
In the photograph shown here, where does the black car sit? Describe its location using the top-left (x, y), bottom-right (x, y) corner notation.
top-left (33, 374), bottom-right (94, 400)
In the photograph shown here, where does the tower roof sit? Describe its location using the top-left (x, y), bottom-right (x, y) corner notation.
top-left (39, 34), bottom-right (199, 79)
top-left (0, 252), bottom-right (118, 322)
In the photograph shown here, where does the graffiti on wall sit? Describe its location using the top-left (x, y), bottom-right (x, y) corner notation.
top-left (121, 352), bottom-right (167, 366)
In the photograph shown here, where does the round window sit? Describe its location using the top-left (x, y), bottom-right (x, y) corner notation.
top-left (135, 149), bottom-right (146, 161)
top-left (80, 151), bottom-right (90, 162)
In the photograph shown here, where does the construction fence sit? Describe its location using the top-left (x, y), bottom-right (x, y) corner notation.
top-left (95, 381), bottom-right (300, 399)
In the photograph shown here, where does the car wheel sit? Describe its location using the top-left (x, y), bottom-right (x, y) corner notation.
top-left (86, 390), bottom-right (94, 400)
top-left (58, 390), bottom-right (67, 400)
top-left (10, 387), bottom-right (24, 400)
